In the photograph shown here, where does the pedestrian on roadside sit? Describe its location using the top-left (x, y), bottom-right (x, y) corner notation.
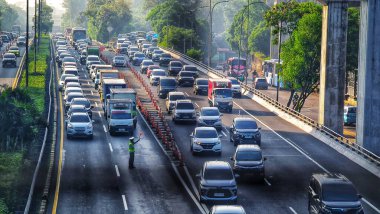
top-left (129, 133), bottom-right (143, 169)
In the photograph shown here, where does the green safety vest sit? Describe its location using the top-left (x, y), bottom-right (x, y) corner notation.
top-left (129, 140), bottom-right (135, 153)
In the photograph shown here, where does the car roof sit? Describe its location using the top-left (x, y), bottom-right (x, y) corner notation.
top-left (64, 68), bottom-right (79, 71)
top-left (152, 69), bottom-right (165, 72)
top-left (183, 65), bottom-right (196, 68)
top-left (201, 107), bottom-right (219, 111)
top-left (195, 127), bottom-right (217, 131)
top-left (70, 112), bottom-right (88, 117)
top-left (212, 205), bottom-right (245, 214)
top-left (87, 55), bottom-right (99, 57)
top-left (72, 97), bottom-right (89, 102)
top-left (312, 173), bottom-right (353, 186)
top-left (236, 144), bottom-right (261, 152)
top-left (4, 53), bottom-right (15, 57)
top-left (205, 161), bottom-right (231, 170)
top-left (168, 92), bottom-right (185, 96)
top-left (160, 77), bottom-right (175, 80)
top-left (234, 117), bottom-right (255, 122)
top-left (67, 92), bottom-right (84, 96)
top-left (65, 77), bottom-right (79, 80)
top-left (142, 59), bottom-right (153, 62)
top-left (69, 105), bottom-right (86, 109)
top-left (176, 99), bottom-right (192, 103)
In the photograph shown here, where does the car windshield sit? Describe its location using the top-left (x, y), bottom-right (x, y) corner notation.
top-left (63, 57), bottom-right (76, 62)
top-left (180, 72), bottom-right (193, 77)
top-left (195, 129), bottom-right (218, 138)
top-left (235, 121), bottom-right (258, 129)
top-left (135, 53), bottom-right (145, 58)
top-left (68, 95), bottom-right (83, 102)
top-left (154, 50), bottom-right (163, 54)
top-left (184, 66), bottom-right (197, 71)
top-left (171, 62), bottom-right (182, 67)
top-left (130, 48), bottom-right (139, 51)
top-left (197, 80), bottom-right (208, 85)
top-left (90, 61), bottom-right (101, 65)
top-left (169, 95), bottom-right (185, 101)
top-left (111, 112), bottom-right (132, 119)
top-left (70, 114), bottom-right (90, 123)
top-left (230, 79), bottom-right (239, 84)
top-left (160, 79), bottom-right (176, 86)
top-left (73, 100), bottom-right (90, 108)
top-left (204, 168), bottom-right (233, 180)
top-left (10, 47), bottom-right (18, 51)
top-left (236, 151), bottom-right (262, 161)
top-left (322, 183), bottom-right (359, 202)
top-left (115, 56), bottom-right (125, 60)
top-left (161, 54), bottom-right (171, 58)
top-left (152, 71), bottom-right (166, 76)
top-left (88, 56), bottom-right (99, 61)
top-left (4, 54), bottom-right (15, 59)
top-left (201, 109), bottom-right (219, 116)
top-left (176, 102), bottom-right (194, 110)
top-left (214, 89), bottom-right (232, 97)
top-left (257, 79), bottom-right (267, 83)
top-left (143, 61), bottom-right (154, 66)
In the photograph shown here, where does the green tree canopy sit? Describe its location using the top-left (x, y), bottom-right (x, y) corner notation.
top-left (0, 0), bottom-right (18, 31)
top-left (61, 0), bottom-right (87, 28)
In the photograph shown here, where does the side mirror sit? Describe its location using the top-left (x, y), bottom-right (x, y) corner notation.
top-left (234, 174), bottom-right (240, 178)
top-left (190, 133), bottom-right (194, 137)
top-left (358, 194), bottom-right (362, 199)
top-left (196, 173), bottom-right (201, 178)
top-left (230, 156), bottom-right (234, 161)
top-left (263, 157), bottom-right (267, 161)
top-left (258, 127), bottom-right (262, 130)
top-left (92, 120), bottom-right (95, 123)
top-left (220, 113), bottom-right (223, 116)
top-left (91, 106), bottom-right (94, 109)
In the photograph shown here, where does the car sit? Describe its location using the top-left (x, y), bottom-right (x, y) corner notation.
top-left (193, 78), bottom-right (209, 95)
top-left (157, 77), bottom-right (177, 99)
top-left (58, 53), bottom-right (72, 67)
top-left (66, 112), bottom-right (93, 139)
top-left (152, 49), bottom-right (164, 62)
top-left (159, 53), bottom-right (171, 66)
top-left (118, 43), bottom-right (129, 54)
top-left (62, 56), bottom-right (76, 66)
top-left (231, 145), bottom-right (266, 181)
top-left (80, 50), bottom-right (87, 64)
top-left (132, 52), bottom-right (145, 66)
top-left (253, 77), bottom-right (268, 90)
top-left (127, 46), bottom-right (139, 59)
top-left (58, 74), bottom-right (75, 91)
top-left (308, 173), bottom-right (363, 214)
top-left (197, 161), bottom-right (238, 203)
top-left (172, 99), bottom-right (196, 123)
top-left (63, 77), bottom-right (80, 91)
top-left (227, 77), bottom-right (242, 98)
top-left (197, 107), bottom-right (222, 130)
top-left (56, 40), bottom-right (66, 46)
top-left (181, 65), bottom-right (198, 78)
top-left (64, 87), bottom-right (83, 101)
top-left (67, 105), bottom-right (89, 118)
top-left (344, 106), bottom-right (356, 126)
top-left (166, 92), bottom-right (186, 113)
top-left (146, 65), bottom-right (160, 78)
top-left (1, 34), bottom-right (10, 43)
top-left (140, 59), bottom-right (154, 74)
top-left (63, 67), bottom-right (79, 76)
top-left (62, 62), bottom-right (77, 70)
top-left (86, 55), bottom-right (100, 70)
top-left (112, 55), bottom-right (127, 67)
top-left (8, 46), bottom-right (20, 57)
top-left (65, 92), bottom-right (85, 111)
top-left (70, 98), bottom-right (93, 119)
top-left (168, 61), bottom-right (183, 76)
top-left (2, 53), bottom-right (17, 67)
top-left (141, 43), bottom-right (151, 54)
top-left (176, 71), bottom-right (195, 87)
top-left (149, 69), bottom-right (166, 86)
top-left (190, 127), bottom-right (222, 155)
top-left (64, 82), bottom-right (81, 92)
top-left (230, 118), bottom-right (261, 146)
top-left (146, 46), bottom-right (159, 58)
top-left (210, 205), bottom-right (246, 214)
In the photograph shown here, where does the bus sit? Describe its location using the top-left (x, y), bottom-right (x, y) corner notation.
top-left (71, 27), bottom-right (86, 46)
top-left (226, 57), bottom-right (247, 81)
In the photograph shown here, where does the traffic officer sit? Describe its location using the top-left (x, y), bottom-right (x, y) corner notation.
top-left (129, 133), bottom-right (142, 169)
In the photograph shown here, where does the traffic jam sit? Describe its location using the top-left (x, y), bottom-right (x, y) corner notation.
top-left (55, 29), bottom-right (366, 214)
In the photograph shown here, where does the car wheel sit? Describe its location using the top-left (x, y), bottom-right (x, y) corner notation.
top-left (88, 134), bottom-right (93, 139)
top-left (216, 151), bottom-right (222, 156)
top-left (66, 134), bottom-right (71, 139)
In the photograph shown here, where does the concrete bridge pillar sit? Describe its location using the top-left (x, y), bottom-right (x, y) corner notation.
top-left (357, 1), bottom-right (380, 155)
top-left (318, 3), bottom-right (348, 135)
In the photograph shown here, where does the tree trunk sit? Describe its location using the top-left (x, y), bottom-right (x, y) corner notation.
top-left (287, 89), bottom-right (295, 107)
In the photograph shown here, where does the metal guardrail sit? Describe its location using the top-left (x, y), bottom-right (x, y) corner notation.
top-left (159, 46), bottom-right (380, 166)
top-left (12, 39), bottom-right (34, 89)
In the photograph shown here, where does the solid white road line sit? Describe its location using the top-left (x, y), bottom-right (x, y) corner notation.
top-left (233, 101), bottom-right (380, 213)
top-left (84, 74), bottom-right (87, 78)
top-left (115, 165), bottom-right (120, 177)
top-left (184, 92), bottom-right (190, 96)
top-left (221, 131), bottom-right (227, 137)
top-left (108, 143), bottom-right (113, 153)
top-left (121, 195), bottom-right (128, 211)
top-left (91, 90), bottom-right (94, 95)
top-left (264, 178), bottom-right (272, 186)
top-left (103, 124), bottom-right (107, 133)
top-left (289, 207), bottom-right (297, 214)
top-left (95, 102), bottom-right (98, 107)
top-left (98, 111), bottom-right (101, 118)
top-left (194, 102), bottom-right (199, 108)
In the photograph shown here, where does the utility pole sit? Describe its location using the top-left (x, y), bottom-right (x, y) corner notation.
top-left (208, 0), bottom-right (212, 67)
top-left (38, 0), bottom-right (42, 47)
top-left (276, 21), bottom-right (282, 102)
top-left (26, 0), bottom-right (29, 87)
top-left (246, 0), bottom-right (250, 84)
top-left (34, 0), bottom-right (37, 74)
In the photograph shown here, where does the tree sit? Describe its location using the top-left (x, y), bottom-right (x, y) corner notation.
top-left (61, 0), bottom-right (87, 28)
top-left (37, 3), bottom-right (54, 33)
top-left (0, 0), bottom-right (18, 31)
top-left (280, 11), bottom-right (322, 112)
top-left (346, 8), bottom-right (360, 97)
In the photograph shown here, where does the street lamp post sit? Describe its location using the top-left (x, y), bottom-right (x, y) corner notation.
top-left (276, 21), bottom-right (282, 102)
top-left (208, 0), bottom-right (229, 67)
top-left (26, 0), bottom-right (29, 87)
top-left (34, 0), bottom-right (37, 74)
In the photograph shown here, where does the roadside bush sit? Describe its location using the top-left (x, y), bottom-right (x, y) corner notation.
top-left (186, 48), bottom-right (203, 61)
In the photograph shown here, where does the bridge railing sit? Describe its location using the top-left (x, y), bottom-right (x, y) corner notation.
top-left (159, 46), bottom-right (380, 166)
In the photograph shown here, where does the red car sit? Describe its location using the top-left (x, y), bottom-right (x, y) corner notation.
top-left (147, 65), bottom-right (160, 78)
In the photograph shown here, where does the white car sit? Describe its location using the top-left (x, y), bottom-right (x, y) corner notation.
top-left (227, 77), bottom-right (242, 98)
top-left (64, 87), bottom-right (83, 101)
top-left (190, 127), bottom-right (222, 155)
top-left (59, 74), bottom-right (75, 91)
top-left (149, 69), bottom-right (166, 85)
top-left (112, 55), bottom-right (127, 67)
top-left (66, 112), bottom-right (93, 139)
top-left (197, 107), bottom-right (223, 130)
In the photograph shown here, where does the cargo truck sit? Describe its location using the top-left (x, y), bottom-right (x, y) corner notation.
top-left (95, 70), bottom-right (120, 89)
top-left (100, 79), bottom-right (127, 105)
top-left (87, 45), bottom-right (100, 56)
top-left (208, 79), bottom-right (233, 112)
top-left (105, 88), bottom-right (137, 127)
top-left (106, 99), bottom-right (135, 135)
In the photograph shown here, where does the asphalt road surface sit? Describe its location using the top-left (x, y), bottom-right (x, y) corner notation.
top-left (0, 43), bottom-right (26, 87)
top-left (48, 45), bottom-right (198, 213)
top-left (100, 49), bottom-right (380, 214)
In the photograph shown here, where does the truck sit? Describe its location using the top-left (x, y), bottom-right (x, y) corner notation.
top-left (100, 78), bottom-right (127, 105)
top-left (106, 99), bottom-right (135, 135)
top-left (208, 79), bottom-right (233, 113)
top-left (106, 88), bottom-right (137, 127)
top-left (71, 27), bottom-right (86, 46)
top-left (95, 69), bottom-right (120, 89)
top-left (87, 45), bottom-right (100, 57)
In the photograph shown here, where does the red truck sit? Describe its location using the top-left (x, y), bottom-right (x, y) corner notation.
top-left (208, 79), bottom-right (233, 112)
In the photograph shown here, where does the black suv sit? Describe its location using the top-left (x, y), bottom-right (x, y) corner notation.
top-left (194, 78), bottom-right (208, 95)
top-left (168, 60), bottom-right (183, 76)
top-left (2, 53), bottom-right (17, 68)
top-left (230, 118), bottom-right (261, 146)
top-left (177, 71), bottom-right (194, 87)
top-left (159, 53), bottom-right (172, 66)
top-left (308, 173), bottom-right (363, 214)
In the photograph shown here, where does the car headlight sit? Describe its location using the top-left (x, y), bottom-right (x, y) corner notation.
top-left (194, 141), bottom-right (201, 145)
top-left (214, 101), bottom-right (218, 105)
top-left (192, 112), bottom-right (196, 117)
top-left (87, 124), bottom-right (93, 129)
top-left (67, 123), bottom-right (73, 128)
top-left (215, 140), bottom-right (221, 144)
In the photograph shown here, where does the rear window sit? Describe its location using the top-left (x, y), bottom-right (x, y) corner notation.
top-left (184, 66), bottom-right (197, 71)
top-left (204, 168), bottom-right (233, 180)
top-left (161, 54), bottom-right (171, 58)
top-left (87, 56), bottom-right (99, 61)
top-left (195, 129), bottom-right (218, 138)
top-left (72, 99), bottom-right (91, 108)
top-left (257, 79), bottom-right (267, 83)
top-left (201, 109), bottom-right (219, 116)
top-left (169, 94), bottom-right (185, 101)
top-left (176, 102), bottom-right (194, 110)
top-left (160, 79), bottom-right (176, 86)
top-left (154, 50), bottom-right (164, 54)
top-left (3, 54), bottom-right (15, 59)
top-left (130, 47), bottom-right (139, 51)
top-left (10, 47), bottom-right (18, 51)
top-left (236, 151), bottom-right (262, 161)
top-left (152, 71), bottom-right (166, 76)
top-left (235, 120), bottom-right (258, 129)
top-left (135, 53), bottom-right (145, 58)
top-left (143, 61), bottom-right (154, 66)
top-left (70, 114), bottom-right (90, 123)
top-left (230, 79), bottom-right (239, 84)
top-left (322, 183), bottom-right (359, 202)
top-left (63, 57), bottom-right (76, 62)
top-left (115, 56), bottom-right (125, 60)
top-left (180, 72), bottom-right (193, 77)
top-left (68, 94), bottom-right (83, 102)
top-left (196, 79), bottom-right (208, 85)
top-left (171, 62), bottom-right (182, 67)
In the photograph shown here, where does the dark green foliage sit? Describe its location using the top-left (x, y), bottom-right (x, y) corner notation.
top-left (186, 48), bottom-right (203, 61)
top-left (0, 0), bottom-right (18, 31)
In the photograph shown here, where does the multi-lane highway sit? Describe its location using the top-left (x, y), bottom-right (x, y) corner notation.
top-left (0, 42), bottom-right (25, 87)
top-left (100, 48), bottom-right (380, 214)
top-left (48, 44), bottom-right (198, 213)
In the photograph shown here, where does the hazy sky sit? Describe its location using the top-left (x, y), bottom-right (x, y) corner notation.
top-left (6, 0), bottom-right (64, 11)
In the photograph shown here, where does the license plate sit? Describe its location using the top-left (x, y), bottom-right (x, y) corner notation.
top-left (119, 128), bottom-right (126, 132)
top-left (183, 116), bottom-right (189, 119)
top-left (214, 193), bottom-right (224, 197)
top-left (244, 135), bottom-right (253, 138)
